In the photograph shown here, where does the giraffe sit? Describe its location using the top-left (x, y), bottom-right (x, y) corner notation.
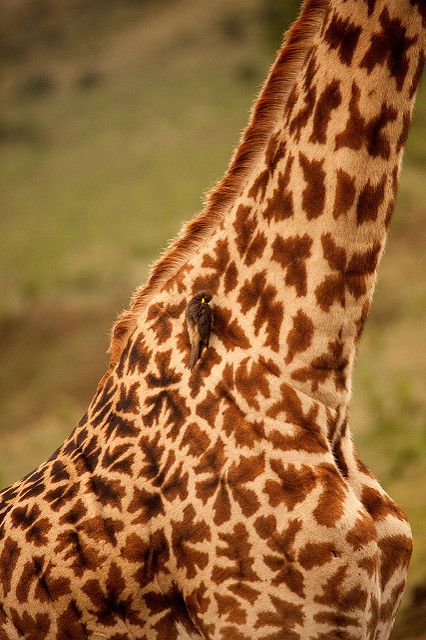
top-left (0, 0), bottom-right (424, 638)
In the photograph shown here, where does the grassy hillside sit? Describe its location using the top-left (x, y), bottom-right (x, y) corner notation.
top-left (0, 0), bottom-right (425, 633)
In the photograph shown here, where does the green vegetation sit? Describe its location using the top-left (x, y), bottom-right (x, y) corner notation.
top-left (0, 0), bottom-right (424, 633)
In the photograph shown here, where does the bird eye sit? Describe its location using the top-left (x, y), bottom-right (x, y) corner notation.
top-left (201, 297), bottom-right (205, 303)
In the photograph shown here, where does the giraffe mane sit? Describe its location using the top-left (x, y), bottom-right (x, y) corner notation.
top-left (106, 0), bottom-right (329, 375)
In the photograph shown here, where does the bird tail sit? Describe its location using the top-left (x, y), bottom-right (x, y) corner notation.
top-left (189, 341), bottom-right (201, 369)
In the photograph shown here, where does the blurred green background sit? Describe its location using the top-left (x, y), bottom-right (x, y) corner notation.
top-left (0, 0), bottom-right (425, 635)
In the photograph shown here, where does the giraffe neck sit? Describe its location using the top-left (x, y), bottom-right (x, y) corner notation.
top-left (207, 0), bottom-right (424, 408)
top-left (109, 0), bottom-right (424, 409)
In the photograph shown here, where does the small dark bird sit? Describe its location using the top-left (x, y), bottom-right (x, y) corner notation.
top-left (185, 291), bottom-right (213, 369)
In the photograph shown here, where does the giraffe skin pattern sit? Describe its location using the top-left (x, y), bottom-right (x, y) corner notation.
top-left (0, 0), bottom-right (424, 638)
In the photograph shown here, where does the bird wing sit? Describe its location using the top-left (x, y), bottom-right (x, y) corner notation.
top-left (198, 305), bottom-right (212, 346)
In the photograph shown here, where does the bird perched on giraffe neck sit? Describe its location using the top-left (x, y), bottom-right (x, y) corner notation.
top-left (185, 291), bottom-right (213, 369)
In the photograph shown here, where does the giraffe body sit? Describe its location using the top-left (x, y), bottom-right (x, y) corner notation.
top-left (0, 0), bottom-right (424, 638)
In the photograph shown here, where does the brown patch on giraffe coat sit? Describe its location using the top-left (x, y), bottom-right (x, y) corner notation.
top-left (122, 529), bottom-right (170, 589)
top-left (324, 12), bottom-right (362, 66)
top-left (54, 484), bottom-right (89, 515)
top-left (254, 514), bottom-right (276, 540)
top-left (201, 239), bottom-right (231, 295)
top-left (299, 541), bottom-right (338, 569)
top-left (227, 453), bottom-right (266, 518)
top-left (285, 309), bottom-right (314, 365)
top-left (139, 433), bottom-right (168, 480)
top-left (220, 626), bottom-right (249, 640)
top-left (102, 444), bottom-right (135, 475)
top-left (265, 132), bottom-right (286, 173)
top-left (215, 595), bottom-right (247, 626)
top-left (181, 422), bottom-right (211, 457)
top-left (232, 203), bottom-right (254, 255)
top-left (267, 384), bottom-right (328, 454)
top-left (245, 231), bottom-right (267, 267)
top-left (290, 52), bottom-right (318, 142)
top-left (103, 412), bottom-right (139, 440)
top-left (238, 271), bottom-right (268, 314)
top-left (233, 204), bottom-right (266, 267)
top-left (332, 169), bottom-right (356, 219)
top-left (0, 537), bottom-right (20, 597)
top-left (218, 362), bottom-right (272, 448)
top-left (79, 515), bottom-right (124, 546)
top-left (254, 291), bottom-right (284, 353)
top-left (50, 460), bottom-right (70, 483)
top-left (194, 438), bottom-right (230, 526)
top-left (315, 234), bottom-right (381, 311)
top-left (326, 406), bottom-right (342, 442)
top-left (364, 0), bottom-right (377, 16)
top-left (313, 611), bottom-right (360, 632)
top-left (116, 382), bottom-right (140, 414)
top-left (346, 512), bottom-right (377, 551)
top-left (262, 519), bottom-right (305, 597)
top-left (365, 103), bottom-right (398, 159)
top-left (272, 233), bottom-right (313, 297)
top-left (262, 154), bottom-right (294, 223)
top-left (10, 609), bottom-right (51, 640)
top-left (54, 529), bottom-right (102, 578)
top-left (315, 564), bottom-right (368, 611)
top-left (310, 78), bottom-right (342, 144)
top-left (214, 306), bottom-right (251, 352)
top-left (143, 352), bottom-right (189, 436)
top-left (83, 562), bottom-right (143, 627)
top-left (10, 504), bottom-right (52, 548)
top-left (290, 90), bottom-right (317, 142)
top-left (254, 594), bottom-right (304, 638)
top-left (196, 389), bottom-right (221, 425)
top-left (379, 581), bottom-right (405, 626)
top-left (335, 83), bottom-right (397, 159)
top-left (284, 85), bottom-right (299, 125)
top-left (265, 461), bottom-right (317, 511)
top-left (360, 7), bottom-right (417, 91)
top-left (361, 485), bottom-right (407, 522)
top-left (378, 535), bottom-right (412, 590)
top-left (249, 132), bottom-right (287, 202)
top-left (249, 169), bottom-right (269, 202)
top-left (356, 175), bottom-right (386, 225)
top-left (291, 336), bottom-right (349, 393)
top-left (188, 347), bottom-right (222, 399)
top-left (235, 357), bottom-right (273, 411)
top-left (56, 601), bottom-right (88, 640)
top-left (224, 260), bottom-right (238, 294)
top-left (149, 583), bottom-right (203, 639)
top-left (171, 504), bottom-right (210, 579)
top-left (299, 153), bottom-right (326, 219)
top-left (147, 299), bottom-right (186, 345)
top-left (213, 523), bottom-right (260, 605)
top-left (127, 333), bottom-right (151, 376)
top-left (129, 454), bottom-right (188, 524)
top-left (358, 554), bottom-right (379, 579)
top-left (90, 374), bottom-right (116, 415)
top-left (33, 560), bottom-right (71, 604)
top-left (15, 556), bottom-right (43, 604)
top-left (223, 406), bottom-right (266, 449)
top-left (313, 463), bottom-right (348, 527)
top-left (89, 475), bottom-right (125, 509)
